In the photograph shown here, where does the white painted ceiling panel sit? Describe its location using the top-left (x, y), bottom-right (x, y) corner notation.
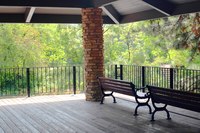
top-left (112, 0), bottom-right (152, 15)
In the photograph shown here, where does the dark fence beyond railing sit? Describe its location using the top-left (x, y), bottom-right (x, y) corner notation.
top-left (105, 65), bottom-right (200, 94)
top-left (0, 66), bottom-right (84, 97)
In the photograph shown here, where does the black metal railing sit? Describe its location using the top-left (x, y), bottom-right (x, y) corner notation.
top-left (0, 66), bottom-right (84, 97)
top-left (1, 64), bottom-right (200, 97)
top-left (105, 65), bottom-right (200, 93)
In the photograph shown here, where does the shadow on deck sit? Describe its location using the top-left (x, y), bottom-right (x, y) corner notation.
top-left (0, 94), bottom-right (199, 133)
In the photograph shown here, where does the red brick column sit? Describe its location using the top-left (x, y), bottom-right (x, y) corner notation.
top-left (82, 8), bottom-right (104, 101)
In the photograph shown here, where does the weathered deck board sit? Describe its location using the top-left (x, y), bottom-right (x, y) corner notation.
top-left (0, 94), bottom-right (199, 133)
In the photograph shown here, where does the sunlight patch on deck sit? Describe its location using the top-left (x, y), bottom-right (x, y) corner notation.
top-left (0, 94), bottom-right (85, 106)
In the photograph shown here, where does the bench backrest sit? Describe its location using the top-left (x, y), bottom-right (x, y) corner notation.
top-left (98, 77), bottom-right (136, 96)
top-left (147, 85), bottom-right (200, 112)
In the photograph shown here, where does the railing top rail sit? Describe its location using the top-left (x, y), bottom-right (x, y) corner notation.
top-left (0, 65), bottom-right (84, 69)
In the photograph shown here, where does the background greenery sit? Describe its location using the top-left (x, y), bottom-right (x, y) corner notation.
top-left (0, 12), bottom-right (199, 68)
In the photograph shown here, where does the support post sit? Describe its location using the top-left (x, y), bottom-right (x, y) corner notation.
top-left (142, 66), bottom-right (146, 92)
top-left (115, 65), bottom-right (117, 79)
top-left (120, 65), bottom-right (123, 80)
top-left (26, 68), bottom-right (30, 97)
top-left (82, 8), bottom-right (104, 101)
top-left (142, 66), bottom-right (146, 87)
top-left (170, 68), bottom-right (174, 89)
top-left (73, 66), bottom-right (76, 94)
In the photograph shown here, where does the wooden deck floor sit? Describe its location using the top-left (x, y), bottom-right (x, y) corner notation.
top-left (0, 94), bottom-right (199, 133)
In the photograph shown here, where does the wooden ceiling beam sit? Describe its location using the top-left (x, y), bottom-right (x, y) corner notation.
top-left (172, 1), bottom-right (200, 15)
top-left (93, 0), bottom-right (118, 7)
top-left (0, 0), bottom-right (93, 8)
top-left (102, 5), bottom-right (121, 24)
top-left (142, 0), bottom-right (176, 16)
top-left (25, 7), bottom-right (35, 23)
top-left (0, 14), bottom-right (115, 24)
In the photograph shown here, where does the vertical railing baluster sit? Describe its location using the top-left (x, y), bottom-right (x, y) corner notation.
top-left (37, 67), bottom-right (39, 94)
top-left (53, 67), bottom-right (55, 93)
top-left (69, 66), bottom-right (71, 92)
top-left (41, 67), bottom-right (43, 93)
top-left (133, 66), bottom-right (135, 85)
top-left (32, 68), bottom-right (35, 95)
top-left (57, 67), bottom-right (59, 93)
top-left (65, 66), bottom-right (67, 92)
top-left (59, 67), bottom-right (61, 93)
top-left (196, 70), bottom-right (198, 93)
top-left (107, 65), bottom-right (109, 77)
top-left (22, 68), bottom-right (24, 95)
top-left (79, 66), bottom-right (81, 92)
top-left (82, 65), bottom-right (85, 91)
top-left (8, 68), bottom-right (11, 95)
top-left (13, 68), bottom-right (15, 95)
top-left (17, 68), bottom-right (19, 95)
top-left (0, 69), bottom-right (2, 96)
top-left (49, 67), bottom-right (51, 93)
top-left (4, 68), bottom-right (8, 95)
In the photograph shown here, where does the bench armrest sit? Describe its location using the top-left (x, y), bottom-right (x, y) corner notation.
top-left (135, 88), bottom-right (150, 99)
top-left (135, 87), bottom-right (146, 92)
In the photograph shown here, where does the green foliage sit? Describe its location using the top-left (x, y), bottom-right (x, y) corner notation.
top-left (0, 24), bottom-right (83, 67)
top-left (0, 24), bottom-right (44, 67)
top-left (0, 12), bottom-right (199, 68)
top-left (103, 13), bottom-right (200, 67)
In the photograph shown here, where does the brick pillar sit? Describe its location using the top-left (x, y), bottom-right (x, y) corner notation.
top-left (82, 8), bottom-right (104, 101)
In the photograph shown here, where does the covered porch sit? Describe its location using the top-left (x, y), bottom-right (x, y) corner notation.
top-left (0, 0), bottom-right (200, 132)
top-left (0, 94), bottom-right (199, 133)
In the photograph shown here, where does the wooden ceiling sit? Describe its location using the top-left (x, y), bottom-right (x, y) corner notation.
top-left (0, 0), bottom-right (199, 24)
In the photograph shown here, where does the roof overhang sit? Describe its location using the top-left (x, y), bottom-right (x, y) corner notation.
top-left (0, 0), bottom-right (199, 24)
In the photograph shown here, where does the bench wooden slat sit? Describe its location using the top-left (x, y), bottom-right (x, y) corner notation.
top-left (102, 83), bottom-right (132, 91)
top-left (99, 77), bottom-right (132, 84)
top-left (153, 95), bottom-right (200, 112)
top-left (150, 88), bottom-right (200, 101)
top-left (151, 87), bottom-right (200, 97)
top-left (152, 92), bottom-right (200, 104)
top-left (102, 82), bottom-right (132, 89)
top-left (102, 85), bottom-right (132, 94)
top-left (152, 93), bottom-right (200, 107)
top-left (108, 89), bottom-right (133, 96)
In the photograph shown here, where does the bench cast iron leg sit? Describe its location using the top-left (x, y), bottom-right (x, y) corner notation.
top-left (100, 95), bottom-right (105, 104)
top-left (111, 94), bottom-right (116, 103)
top-left (134, 105), bottom-right (139, 116)
top-left (151, 104), bottom-right (171, 121)
top-left (134, 103), bottom-right (152, 116)
top-left (100, 92), bottom-right (116, 104)
top-left (147, 104), bottom-right (152, 114)
top-left (151, 110), bottom-right (156, 121)
top-left (134, 95), bottom-right (152, 116)
top-left (164, 108), bottom-right (171, 120)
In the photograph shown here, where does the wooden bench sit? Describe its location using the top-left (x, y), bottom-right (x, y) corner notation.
top-left (98, 77), bottom-right (152, 115)
top-left (147, 85), bottom-right (200, 121)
